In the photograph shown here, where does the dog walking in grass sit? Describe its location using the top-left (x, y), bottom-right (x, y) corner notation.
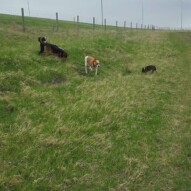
top-left (84, 55), bottom-right (100, 75)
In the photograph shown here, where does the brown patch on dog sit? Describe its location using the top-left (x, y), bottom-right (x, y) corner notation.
top-left (87, 56), bottom-right (100, 67)
top-left (44, 46), bottom-right (52, 56)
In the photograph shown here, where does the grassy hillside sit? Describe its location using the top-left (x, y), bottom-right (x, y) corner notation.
top-left (0, 14), bottom-right (191, 190)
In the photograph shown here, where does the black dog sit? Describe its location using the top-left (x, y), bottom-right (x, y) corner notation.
top-left (142, 65), bottom-right (157, 73)
top-left (38, 37), bottom-right (68, 58)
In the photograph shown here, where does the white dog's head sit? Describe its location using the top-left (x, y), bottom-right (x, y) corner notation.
top-left (94, 59), bottom-right (100, 67)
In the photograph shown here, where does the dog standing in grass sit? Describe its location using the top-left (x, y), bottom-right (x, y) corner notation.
top-left (38, 37), bottom-right (68, 59)
top-left (142, 65), bottom-right (157, 73)
top-left (84, 56), bottom-right (100, 75)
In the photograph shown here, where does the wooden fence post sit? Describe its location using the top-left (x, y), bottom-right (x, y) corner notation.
top-left (21, 8), bottom-right (25, 32)
top-left (56, 12), bottom-right (58, 32)
top-left (77, 15), bottom-right (79, 33)
top-left (104, 18), bottom-right (106, 31)
top-left (124, 21), bottom-right (126, 29)
top-left (93, 17), bottom-right (95, 30)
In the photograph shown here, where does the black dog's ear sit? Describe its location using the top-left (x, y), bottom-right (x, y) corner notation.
top-left (38, 37), bottom-right (46, 43)
top-left (42, 37), bottom-right (46, 42)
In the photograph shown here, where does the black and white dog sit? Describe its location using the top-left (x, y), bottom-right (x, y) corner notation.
top-left (38, 37), bottom-right (68, 59)
top-left (142, 65), bottom-right (157, 73)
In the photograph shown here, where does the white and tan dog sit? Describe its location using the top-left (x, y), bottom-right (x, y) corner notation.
top-left (85, 56), bottom-right (100, 75)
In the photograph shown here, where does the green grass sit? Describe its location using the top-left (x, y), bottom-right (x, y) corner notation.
top-left (0, 14), bottom-right (191, 190)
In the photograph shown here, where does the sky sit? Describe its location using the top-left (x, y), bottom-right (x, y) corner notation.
top-left (0, 0), bottom-right (191, 29)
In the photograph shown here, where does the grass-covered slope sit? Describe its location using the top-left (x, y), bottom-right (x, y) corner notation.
top-left (0, 14), bottom-right (191, 190)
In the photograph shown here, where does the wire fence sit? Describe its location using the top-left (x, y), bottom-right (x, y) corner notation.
top-left (21, 8), bottom-right (157, 32)
top-left (1, 8), bottom-right (188, 33)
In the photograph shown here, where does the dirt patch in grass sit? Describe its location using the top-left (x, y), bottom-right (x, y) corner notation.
top-left (37, 70), bottom-right (67, 86)
top-left (42, 75), bottom-right (67, 86)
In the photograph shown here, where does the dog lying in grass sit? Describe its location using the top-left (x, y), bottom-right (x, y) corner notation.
top-left (84, 56), bottom-right (100, 75)
top-left (142, 65), bottom-right (157, 73)
top-left (38, 37), bottom-right (68, 59)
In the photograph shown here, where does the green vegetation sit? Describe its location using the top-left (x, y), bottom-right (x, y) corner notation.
top-left (0, 14), bottom-right (191, 190)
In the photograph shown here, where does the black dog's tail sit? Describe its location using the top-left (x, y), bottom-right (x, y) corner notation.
top-left (60, 50), bottom-right (68, 58)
